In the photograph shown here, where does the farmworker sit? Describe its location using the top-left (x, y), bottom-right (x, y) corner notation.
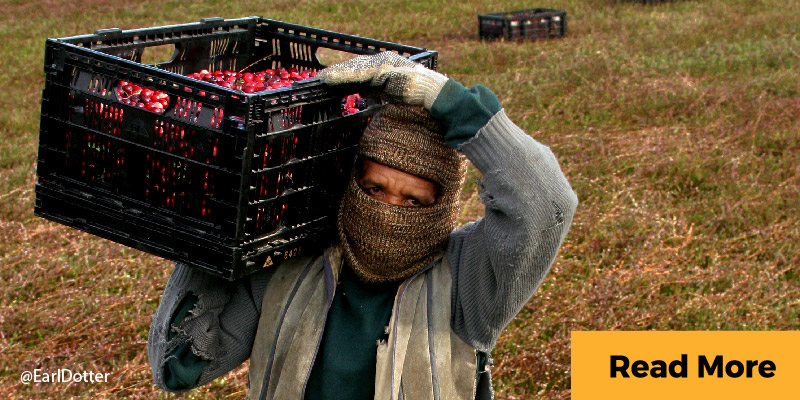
top-left (147, 51), bottom-right (578, 400)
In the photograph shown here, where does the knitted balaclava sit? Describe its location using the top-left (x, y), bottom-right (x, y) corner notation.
top-left (337, 104), bottom-right (467, 285)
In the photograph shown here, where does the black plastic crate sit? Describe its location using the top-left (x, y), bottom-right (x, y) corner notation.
top-left (35, 16), bottom-right (437, 280)
top-left (479, 9), bottom-right (567, 41)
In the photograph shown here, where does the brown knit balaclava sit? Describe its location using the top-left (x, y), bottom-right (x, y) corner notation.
top-left (337, 104), bottom-right (467, 285)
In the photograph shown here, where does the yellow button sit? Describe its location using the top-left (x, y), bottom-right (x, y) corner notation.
top-left (571, 331), bottom-right (800, 399)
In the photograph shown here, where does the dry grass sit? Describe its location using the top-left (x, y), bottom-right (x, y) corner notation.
top-left (2, 0), bottom-right (799, 399)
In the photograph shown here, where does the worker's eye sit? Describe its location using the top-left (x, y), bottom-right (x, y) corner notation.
top-left (404, 197), bottom-right (422, 207)
top-left (363, 186), bottom-right (384, 198)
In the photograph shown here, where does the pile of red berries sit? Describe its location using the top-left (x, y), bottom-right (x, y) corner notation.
top-left (116, 81), bottom-right (170, 113)
top-left (115, 67), bottom-right (373, 116)
top-left (186, 67), bottom-right (316, 93)
top-left (342, 93), bottom-right (368, 116)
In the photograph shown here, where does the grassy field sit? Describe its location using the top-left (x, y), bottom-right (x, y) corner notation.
top-left (1, 0), bottom-right (799, 398)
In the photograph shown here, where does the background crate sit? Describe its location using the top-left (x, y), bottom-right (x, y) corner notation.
top-left (479, 8), bottom-right (567, 41)
top-left (35, 16), bottom-right (437, 280)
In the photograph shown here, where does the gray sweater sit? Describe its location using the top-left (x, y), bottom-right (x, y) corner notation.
top-left (148, 82), bottom-right (578, 391)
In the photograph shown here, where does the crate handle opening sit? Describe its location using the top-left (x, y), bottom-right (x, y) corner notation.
top-left (140, 44), bottom-right (179, 67)
top-left (315, 47), bottom-right (363, 67)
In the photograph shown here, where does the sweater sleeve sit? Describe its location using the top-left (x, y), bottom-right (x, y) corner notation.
top-left (162, 293), bottom-right (207, 390)
top-left (430, 79), bottom-right (502, 148)
top-left (147, 263), bottom-right (271, 392)
top-left (434, 82), bottom-right (578, 353)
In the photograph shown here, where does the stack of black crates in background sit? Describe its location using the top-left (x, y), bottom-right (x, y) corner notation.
top-left (479, 8), bottom-right (567, 41)
top-left (35, 16), bottom-right (437, 280)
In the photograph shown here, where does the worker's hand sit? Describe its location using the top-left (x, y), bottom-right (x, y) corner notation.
top-left (317, 51), bottom-right (448, 110)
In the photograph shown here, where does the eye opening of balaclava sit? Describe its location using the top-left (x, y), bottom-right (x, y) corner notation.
top-left (337, 104), bottom-right (467, 285)
top-left (355, 156), bottom-right (443, 206)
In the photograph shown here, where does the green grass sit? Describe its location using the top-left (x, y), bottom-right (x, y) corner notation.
top-left (1, 0), bottom-right (799, 399)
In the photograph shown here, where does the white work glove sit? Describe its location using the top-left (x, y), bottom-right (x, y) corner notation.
top-left (317, 51), bottom-right (448, 110)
